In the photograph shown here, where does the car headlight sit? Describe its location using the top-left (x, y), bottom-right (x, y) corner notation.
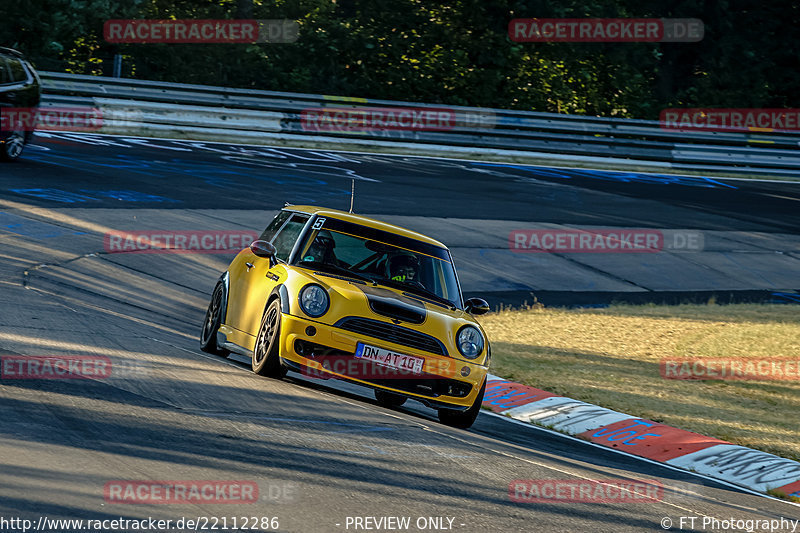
top-left (299, 284), bottom-right (329, 317)
top-left (456, 326), bottom-right (484, 359)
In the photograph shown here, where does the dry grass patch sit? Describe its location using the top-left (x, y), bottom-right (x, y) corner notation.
top-left (478, 303), bottom-right (800, 461)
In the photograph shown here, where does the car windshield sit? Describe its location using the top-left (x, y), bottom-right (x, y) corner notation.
top-left (292, 217), bottom-right (461, 308)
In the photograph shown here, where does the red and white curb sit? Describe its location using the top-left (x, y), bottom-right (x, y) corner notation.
top-left (481, 374), bottom-right (800, 499)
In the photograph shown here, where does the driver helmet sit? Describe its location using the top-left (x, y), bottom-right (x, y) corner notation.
top-left (388, 253), bottom-right (420, 282)
top-left (303, 230), bottom-right (335, 263)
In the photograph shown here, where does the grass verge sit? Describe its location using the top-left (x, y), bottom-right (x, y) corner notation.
top-left (478, 303), bottom-right (800, 462)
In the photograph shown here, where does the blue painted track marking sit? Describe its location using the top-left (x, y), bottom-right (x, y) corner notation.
top-left (10, 188), bottom-right (178, 204)
top-left (770, 292), bottom-right (800, 304)
top-left (78, 190), bottom-right (180, 203)
top-left (0, 211), bottom-right (87, 238)
top-left (9, 189), bottom-right (97, 204)
top-left (472, 162), bottom-right (738, 189)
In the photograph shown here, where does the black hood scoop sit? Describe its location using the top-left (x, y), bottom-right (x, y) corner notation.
top-left (359, 285), bottom-right (427, 324)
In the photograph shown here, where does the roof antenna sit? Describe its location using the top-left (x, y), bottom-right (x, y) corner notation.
top-left (349, 178), bottom-right (355, 213)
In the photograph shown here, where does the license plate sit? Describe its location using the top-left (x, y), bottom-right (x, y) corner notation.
top-left (354, 343), bottom-right (424, 374)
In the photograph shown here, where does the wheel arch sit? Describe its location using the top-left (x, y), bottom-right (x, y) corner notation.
top-left (217, 271), bottom-right (230, 324)
top-left (265, 284), bottom-right (290, 315)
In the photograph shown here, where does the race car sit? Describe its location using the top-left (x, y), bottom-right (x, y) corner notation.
top-left (200, 205), bottom-right (491, 428)
top-left (0, 47), bottom-right (41, 162)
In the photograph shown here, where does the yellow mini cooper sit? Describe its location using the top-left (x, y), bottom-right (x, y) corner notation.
top-left (200, 205), bottom-right (491, 428)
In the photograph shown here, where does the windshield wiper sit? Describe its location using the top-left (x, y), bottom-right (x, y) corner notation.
top-left (299, 261), bottom-right (376, 285)
top-left (403, 287), bottom-right (457, 310)
top-left (373, 277), bottom-right (456, 310)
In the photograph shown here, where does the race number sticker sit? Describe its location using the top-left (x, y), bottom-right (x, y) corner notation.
top-left (312, 217), bottom-right (326, 230)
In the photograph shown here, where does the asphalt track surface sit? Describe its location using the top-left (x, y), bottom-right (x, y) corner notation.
top-left (0, 132), bottom-right (799, 532)
top-left (7, 132), bottom-right (800, 233)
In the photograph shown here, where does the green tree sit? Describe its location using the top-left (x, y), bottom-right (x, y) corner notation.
top-left (1, 0), bottom-right (797, 118)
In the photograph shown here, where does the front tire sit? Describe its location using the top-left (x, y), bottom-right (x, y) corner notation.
top-left (437, 379), bottom-right (486, 429)
top-left (1, 131), bottom-right (26, 162)
top-left (252, 299), bottom-right (285, 378)
top-left (200, 282), bottom-right (228, 355)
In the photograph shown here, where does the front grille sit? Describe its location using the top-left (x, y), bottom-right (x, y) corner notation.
top-left (335, 317), bottom-right (448, 356)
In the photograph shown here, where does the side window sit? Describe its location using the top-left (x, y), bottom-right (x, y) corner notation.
top-left (7, 59), bottom-right (26, 83)
top-left (271, 214), bottom-right (309, 262)
top-left (258, 211), bottom-right (291, 242)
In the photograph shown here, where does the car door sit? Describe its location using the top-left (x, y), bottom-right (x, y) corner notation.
top-left (0, 57), bottom-right (13, 127)
top-left (226, 211), bottom-right (310, 338)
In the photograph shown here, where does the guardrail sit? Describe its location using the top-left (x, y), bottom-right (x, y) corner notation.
top-left (38, 71), bottom-right (800, 177)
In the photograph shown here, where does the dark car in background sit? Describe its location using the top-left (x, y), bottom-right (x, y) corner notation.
top-left (0, 47), bottom-right (41, 161)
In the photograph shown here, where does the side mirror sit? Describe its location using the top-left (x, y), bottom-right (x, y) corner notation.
top-left (249, 240), bottom-right (277, 264)
top-left (464, 297), bottom-right (490, 316)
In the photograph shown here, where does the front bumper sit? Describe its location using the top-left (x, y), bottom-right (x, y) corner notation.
top-left (279, 312), bottom-right (487, 409)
